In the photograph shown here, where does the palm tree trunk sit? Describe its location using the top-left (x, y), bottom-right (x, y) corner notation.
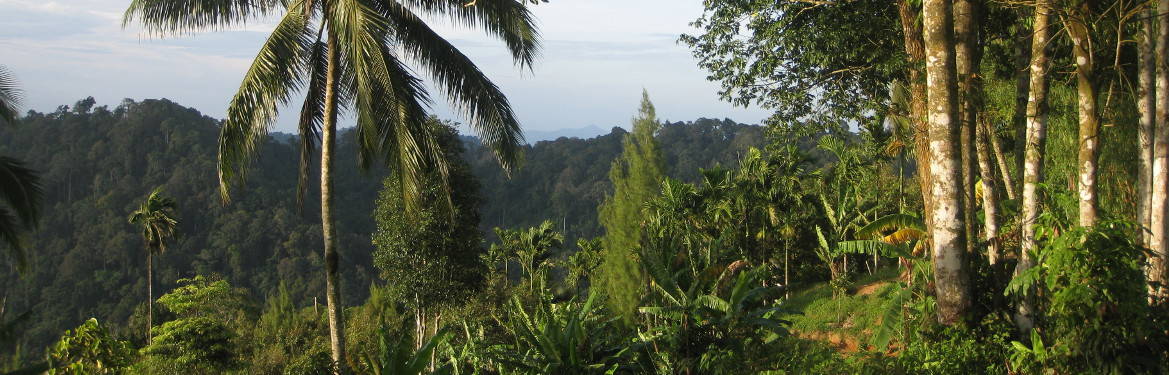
top-left (1149, 0), bottom-right (1169, 302)
top-left (955, 0), bottom-right (980, 256)
top-left (977, 119), bottom-right (1001, 265)
top-left (1139, 6), bottom-right (1156, 246)
top-left (924, 0), bottom-right (971, 325)
top-left (1067, 6), bottom-right (1100, 228)
top-left (784, 241), bottom-right (790, 299)
top-left (321, 34), bottom-right (347, 370)
top-left (147, 250), bottom-right (153, 342)
top-left (1016, 0), bottom-right (1053, 333)
top-left (1012, 16), bottom-right (1031, 198)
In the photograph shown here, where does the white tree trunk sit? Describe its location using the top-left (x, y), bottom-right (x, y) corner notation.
top-left (1149, 0), bottom-right (1169, 302)
top-left (1015, 1), bottom-right (1052, 333)
top-left (1139, 6), bottom-right (1156, 246)
top-left (1067, 5), bottom-right (1100, 228)
top-left (924, 0), bottom-right (971, 325)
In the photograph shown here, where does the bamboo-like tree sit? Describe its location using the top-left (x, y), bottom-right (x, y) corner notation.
top-left (923, 0), bottom-right (972, 325)
top-left (127, 187), bottom-right (178, 342)
top-left (0, 65), bottom-right (43, 273)
top-left (123, 0), bottom-right (539, 365)
top-left (1016, 0), bottom-right (1054, 332)
top-left (1149, 0), bottom-right (1169, 302)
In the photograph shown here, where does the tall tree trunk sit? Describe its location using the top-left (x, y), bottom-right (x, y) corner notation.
top-left (321, 34), bottom-right (347, 370)
top-left (1016, 0), bottom-right (1052, 333)
top-left (1012, 16), bottom-right (1032, 198)
top-left (977, 119), bottom-right (1001, 265)
top-left (1139, 6), bottom-right (1156, 246)
top-left (989, 123), bottom-right (1017, 200)
top-left (924, 0), bottom-right (971, 325)
top-left (1149, 0), bottom-right (1169, 302)
top-left (147, 250), bottom-right (153, 342)
top-left (900, 0), bottom-right (934, 234)
top-left (1066, 6), bottom-right (1100, 227)
top-left (955, 0), bottom-right (980, 255)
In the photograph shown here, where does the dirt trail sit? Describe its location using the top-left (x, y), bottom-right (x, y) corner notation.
top-left (854, 281), bottom-right (890, 296)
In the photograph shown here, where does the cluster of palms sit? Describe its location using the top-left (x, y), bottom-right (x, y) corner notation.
top-left (120, 0), bottom-right (542, 369)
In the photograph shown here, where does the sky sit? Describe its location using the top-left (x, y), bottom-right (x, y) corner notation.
top-left (0, 0), bottom-right (772, 134)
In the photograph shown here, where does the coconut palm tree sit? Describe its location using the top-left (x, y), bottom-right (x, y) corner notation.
top-left (127, 187), bottom-right (179, 341)
top-left (123, 0), bottom-right (540, 365)
top-left (0, 65), bottom-right (42, 273)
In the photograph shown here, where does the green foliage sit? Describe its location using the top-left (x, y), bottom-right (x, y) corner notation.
top-left (138, 275), bottom-right (250, 374)
top-left (139, 317), bottom-right (238, 374)
top-left (490, 293), bottom-right (626, 374)
top-left (565, 238), bottom-right (603, 294)
top-left (372, 120), bottom-right (486, 311)
top-left (247, 282), bottom-right (333, 375)
top-left (680, 0), bottom-right (903, 131)
top-left (357, 325), bottom-right (452, 375)
top-left (881, 324), bottom-right (1011, 375)
top-left (155, 276), bottom-right (250, 321)
top-left (599, 91), bottom-right (666, 321)
top-left (1005, 221), bottom-right (1168, 374)
top-left (126, 188), bottom-right (178, 254)
top-left (45, 319), bottom-right (133, 374)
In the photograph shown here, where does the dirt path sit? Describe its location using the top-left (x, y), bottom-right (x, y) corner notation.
top-left (854, 281), bottom-right (889, 296)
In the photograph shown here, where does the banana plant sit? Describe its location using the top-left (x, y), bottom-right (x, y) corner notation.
top-left (358, 325), bottom-right (453, 375)
top-left (491, 292), bottom-right (626, 374)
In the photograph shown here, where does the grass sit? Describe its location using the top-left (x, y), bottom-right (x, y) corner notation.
top-left (780, 266), bottom-right (902, 351)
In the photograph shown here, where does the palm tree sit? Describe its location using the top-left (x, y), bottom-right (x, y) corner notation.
top-left (0, 65), bottom-right (42, 273)
top-left (124, 0), bottom-right (539, 365)
top-left (127, 187), bottom-right (179, 341)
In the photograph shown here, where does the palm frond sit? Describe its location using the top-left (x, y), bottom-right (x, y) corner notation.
top-left (399, 0), bottom-right (541, 68)
top-left (0, 156), bottom-right (42, 228)
top-left (329, 0), bottom-right (441, 212)
top-left (123, 0), bottom-right (284, 35)
top-left (218, 3), bottom-right (314, 203)
top-left (0, 207), bottom-right (27, 271)
top-left (0, 66), bottom-right (22, 125)
top-left (381, 1), bottom-right (525, 171)
top-left (836, 240), bottom-right (910, 258)
top-left (854, 213), bottom-right (924, 240)
top-left (295, 39), bottom-right (328, 210)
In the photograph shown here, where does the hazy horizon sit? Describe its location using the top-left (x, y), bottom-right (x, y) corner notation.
top-left (0, 0), bottom-right (772, 133)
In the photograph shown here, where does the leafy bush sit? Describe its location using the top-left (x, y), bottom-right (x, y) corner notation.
top-left (1006, 221), bottom-right (1169, 374)
top-left (139, 317), bottom-right (239, 374)
top-left (45, 318), bottom-right (134, 374)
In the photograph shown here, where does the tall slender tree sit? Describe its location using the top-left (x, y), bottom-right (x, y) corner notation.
top-left (955, 0), bottom-right (980, 257)
top-left (127, 187), bottom-right (178, 342)
top-left (1016, 0), bottom-right (1054, 332)
top-left (599, 91), bottom-right (666, 321)
top-left (1065, 3), bottom-right (1101, 227)
top-left (1138, 4), bottom-right (1156, 246)
top-left (923, 0), bottom-right (971, 325)
top-left (124, 0), bottom-right (539, 365)
top-left (1149, 0), bottom-right (1169, 301)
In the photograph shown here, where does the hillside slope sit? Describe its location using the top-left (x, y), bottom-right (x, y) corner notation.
top-left (0, 98), bottom-right (771, 351)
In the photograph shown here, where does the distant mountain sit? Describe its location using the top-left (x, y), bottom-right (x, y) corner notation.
top-left (0, 98), bottom-right (777, 356)
top-left (521, 125), bottom-right (607, 143)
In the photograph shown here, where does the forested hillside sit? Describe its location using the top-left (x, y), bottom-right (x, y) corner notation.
top-left (0, 97), bottom-right (771, 353)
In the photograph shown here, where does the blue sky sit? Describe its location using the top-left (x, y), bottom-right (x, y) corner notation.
top-left (0, 0), bottom-right (771, 133)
